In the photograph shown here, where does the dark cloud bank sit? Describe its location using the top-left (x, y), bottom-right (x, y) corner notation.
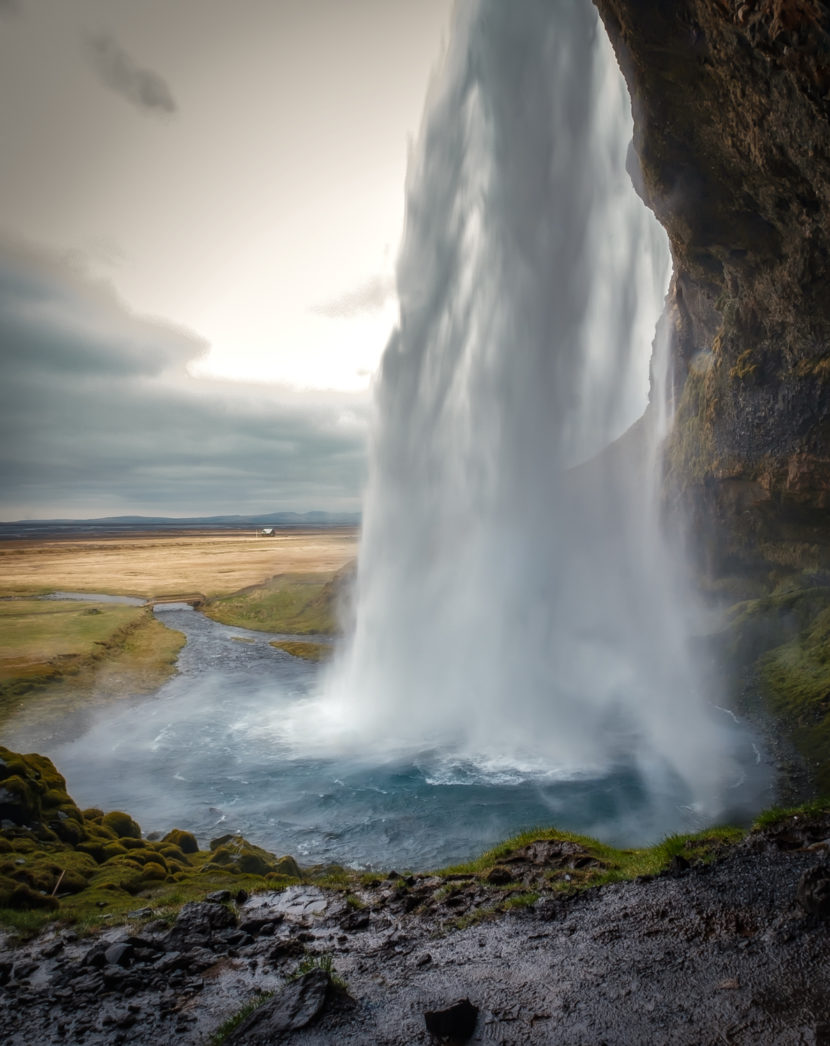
top-left (85, 33), bottom-right (177, 115)
top-left (0, 239), bottom-right (367, 519)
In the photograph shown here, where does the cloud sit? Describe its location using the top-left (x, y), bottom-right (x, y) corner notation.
top-left (85, 33), bottom-right (177, 116)
top-left (0, 0), bottom-right (21, 18)
top-left (311, 274), bottom-right (395, 319)
top-left (0, 237), bottom-right (368, 518)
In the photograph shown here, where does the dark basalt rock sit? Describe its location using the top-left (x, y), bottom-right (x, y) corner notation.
top-left (166, 900), bottom-right (237, 943)
top-left (797, 863), bottom-right (830, 918)
top-left (225, 969), bottom-right (332, 1042)
top-left (424, 997), bottom-right (479, 1042)
top-left (593, 0), bottom-right (830, 580)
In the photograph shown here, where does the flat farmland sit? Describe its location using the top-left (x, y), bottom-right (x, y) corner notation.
top-left (0, 528), bottom-right (359, 599)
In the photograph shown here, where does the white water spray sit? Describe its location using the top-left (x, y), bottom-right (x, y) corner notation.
top-left (318, 0), bottom-right (737, 828)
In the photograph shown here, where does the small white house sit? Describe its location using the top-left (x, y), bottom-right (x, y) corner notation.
top-left (260, 527), bottom-right (275, 536)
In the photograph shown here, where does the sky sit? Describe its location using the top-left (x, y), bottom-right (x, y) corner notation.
top-left (0, 0), bottom-right (453, 519)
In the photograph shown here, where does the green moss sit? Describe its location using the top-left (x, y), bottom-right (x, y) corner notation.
top-left (163, 828), bottom-right (199, 854)
top-left (719, 583), bottom-right (830, 791)
top-left (205, 835), bottom-right (294, 878)
top-left (762, 605), bottom-right (830, 792)
top-left (101, 810), bottom-right (142, 839)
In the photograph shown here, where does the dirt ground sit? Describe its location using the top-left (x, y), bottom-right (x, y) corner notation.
top-left (0, 529), bottom-right (358, 600)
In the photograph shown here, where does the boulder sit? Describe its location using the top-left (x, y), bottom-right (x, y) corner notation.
top-left (225, 970), bottom-right (331, 1042)
top-left (424, 998), bottom-right (478, 1041)
top-left (796, 864), bottom-right (830, 919)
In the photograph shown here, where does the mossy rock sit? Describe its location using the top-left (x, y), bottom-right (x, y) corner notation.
top-left (101, 811), bottom-right (142, 840)
top-left (84, 822), bottom-right (118, 841)
top-left (2, 882), bottom-right (60, 911)
top-left (205, 835), bottom-right (285, 877)
top-left (76, 840), bottom-right (110, 863)
top-left (82, 808), bottom-right (105, 822)
top-left (50, 850), bottom-right (97, 878)
top-left (0, 775), bottom-right (37, 823)
top-left (100, 841), bottom-right (129, 861)
top-left (34, 863), bottom-right (88, 895)
top-left (5, 837), bottom-right (37, 855)
top-left (158, 842), bottom-right (189, 863)
top-left (141, 861), bottom-right (168, 882)
top-left (106, 855), bottom-right (145, 872)
top-left (49, 818), bottom-right (84, 846)
top-left (124, 848), bottom-right (169, 872)
top-left (88, 865), bottom-right (145, 896)
top-left (163, 828), bottom-right (199, 854)
top-left (42, 788), bottom-right (76, 811)
top-left (272, 855), bottom-right (302, 879)
top-left (120, 836), bottom-right (148, 851)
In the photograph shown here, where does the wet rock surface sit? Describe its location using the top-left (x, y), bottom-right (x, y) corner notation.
top-left (594, 0), bottom-right (830, 581)
top-left (1, 812), bottom-right (829, 1044)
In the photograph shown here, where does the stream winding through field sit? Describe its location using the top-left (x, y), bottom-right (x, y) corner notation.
top-left (33, 599), bottom-right (773, 871)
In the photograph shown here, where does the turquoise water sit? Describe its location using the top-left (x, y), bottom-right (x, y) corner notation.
top-left (43, 603), bottom-right (772, 870)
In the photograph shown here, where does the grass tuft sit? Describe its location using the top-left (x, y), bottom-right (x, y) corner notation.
top-left (208, 991), bottom-right (274, 1046)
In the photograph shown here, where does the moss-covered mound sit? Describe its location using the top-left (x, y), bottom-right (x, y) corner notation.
top-left (0, 746), bottom-right (303, 935)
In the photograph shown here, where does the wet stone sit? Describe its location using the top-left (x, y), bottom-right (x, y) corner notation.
top-left (340, 909), bottom-right (370, 932)
top-left (104, 942), bottom-right (134, 967)
top-left (154, 950), bottom-right (186, 972)
top-left (225, 969), bottom-right (332, 1042)
top-left (796, 864), bottom-right (830, 919)
top-left (206, 890), bottom-right (232, 904)
top-left (424, 998), bottom-right (479, 1041)
top-left (239, 913), bottom-right (285, 936)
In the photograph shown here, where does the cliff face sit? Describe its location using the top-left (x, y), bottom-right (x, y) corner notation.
top-left (594, 0), bottom-right (830, 581)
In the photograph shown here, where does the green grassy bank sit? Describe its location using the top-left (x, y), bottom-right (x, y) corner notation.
top-left (0, 600), bottom-right (185, 740)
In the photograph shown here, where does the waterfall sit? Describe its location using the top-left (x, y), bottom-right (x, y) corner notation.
top-left (318, 0), bottom-right (739, 833)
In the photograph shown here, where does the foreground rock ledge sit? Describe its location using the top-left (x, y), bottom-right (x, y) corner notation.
top-left (2, 808), bottom-right (829, 1044)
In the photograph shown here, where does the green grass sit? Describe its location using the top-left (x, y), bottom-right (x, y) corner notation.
top-left (290, 952), bottom-right (347, 991)
top-left (203, 572), bottom-right (339, 635)
top-left (751, 797), bottom-right (830, 829)
top-left (0, 601), bottom-right (185, 738)
top-left (269, 640), bottom-right (332, 662)
top-left (438, 824), bottom-right (744, 894)
top-left (0, 600), bottom-right (142, 679)
top-left (208, 991), bottom-right (274, 1046)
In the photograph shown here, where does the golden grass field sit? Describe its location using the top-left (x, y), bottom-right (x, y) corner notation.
top-left (0, 528), bottom-right (358, 743)
top-left (0, 528), bottom-right (358, 599)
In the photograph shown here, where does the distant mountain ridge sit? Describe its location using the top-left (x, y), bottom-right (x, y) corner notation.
top-left (0, 511), bottom-right (361, 539)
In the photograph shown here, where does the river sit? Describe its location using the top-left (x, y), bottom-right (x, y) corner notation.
top-left (27, 600), bottom-right (772, 871)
